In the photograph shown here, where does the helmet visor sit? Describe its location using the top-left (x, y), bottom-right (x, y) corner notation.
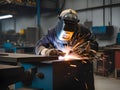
top-left (58, 30), bottom-right (74, 41)
top-left (64, 20), bottom-right (77, 32)
top-left (58, 20), bottom-right (77, 41)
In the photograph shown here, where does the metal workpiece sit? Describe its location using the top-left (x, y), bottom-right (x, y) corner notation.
top-left (0, 53), bottom-right (58, 63)
top-left (31, 60), bottom-right (94, 90)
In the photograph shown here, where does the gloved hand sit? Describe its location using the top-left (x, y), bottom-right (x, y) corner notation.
top-left (45, 49), bottom-right (61, 56)
top-left (41, 48), bottom-right (65, 56)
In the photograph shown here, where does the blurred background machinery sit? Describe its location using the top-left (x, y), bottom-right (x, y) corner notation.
top-left (0, 27), bottom-right (37, 53)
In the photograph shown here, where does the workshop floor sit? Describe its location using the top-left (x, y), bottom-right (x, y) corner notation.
top-left (9, 75), bottom-right (120, 90)
top-left (94, 75), bottom-right (120, 90)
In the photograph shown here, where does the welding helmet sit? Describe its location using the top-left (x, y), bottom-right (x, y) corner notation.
top-left (58, 9), bottom-right (79, 42)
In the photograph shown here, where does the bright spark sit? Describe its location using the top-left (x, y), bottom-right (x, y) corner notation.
top-left (58, 39), bottom-right (90, 61)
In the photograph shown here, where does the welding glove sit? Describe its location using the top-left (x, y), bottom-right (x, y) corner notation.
top-left (39, 46), bottom-right (65, 56)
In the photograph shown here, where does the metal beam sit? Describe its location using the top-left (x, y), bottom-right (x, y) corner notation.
top-left (76, 3), bottom-right (120, 12)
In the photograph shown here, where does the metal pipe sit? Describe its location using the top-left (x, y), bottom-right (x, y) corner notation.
top-left (76, 3), bottom-right (120, 12)
top-left (103, 0), bottom-right (105, 26)
top-left (36, 0), bottom-right (41, 43)
top-left (110, 0), bottom-right (112, 25)
top-left (13, 16), bottom-right (16, 32)
top-left (37, 0), bottom-right (40, 27)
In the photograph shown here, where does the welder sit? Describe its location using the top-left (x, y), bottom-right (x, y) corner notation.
top-left (35, 9), bottom-right (98, 90)
top-left (35, 9), bottom-right (98, 57)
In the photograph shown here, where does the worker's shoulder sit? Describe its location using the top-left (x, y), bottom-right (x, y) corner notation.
top-left (78, 24), bottom-right (90, 32)
top-left (48, 26), bottom-right (56, 32)
top-left (78, 24), bottom-right (89, 29)
top-left (47, 26), bottom-right (58, 37)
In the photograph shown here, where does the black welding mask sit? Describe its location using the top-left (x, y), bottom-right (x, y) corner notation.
top-left (58, 9), bottom-right (79, 42)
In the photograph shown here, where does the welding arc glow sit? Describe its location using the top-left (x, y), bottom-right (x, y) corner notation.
top-left (58, 43), bottom-right (89, 61)
top-left (58, 46), bottom-right (88, 61)
top-left (59, 55), bottom-right (89, 61)
top-left (59, 55), bottom-right (80, 61)
top-left (58, 34), bottom-right (91, 61)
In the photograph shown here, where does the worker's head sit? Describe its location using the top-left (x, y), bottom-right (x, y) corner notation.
top-left (59, 9), bottom-right (79, 23)
top-left (58, 9), bottom-right (79, 42)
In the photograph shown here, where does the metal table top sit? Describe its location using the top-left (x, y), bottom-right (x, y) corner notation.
top-left (0, 53), bottom-right (58, 63)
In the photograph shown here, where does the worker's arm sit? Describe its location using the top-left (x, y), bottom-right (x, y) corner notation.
top-left (35, 28), bottom-right (65, 56)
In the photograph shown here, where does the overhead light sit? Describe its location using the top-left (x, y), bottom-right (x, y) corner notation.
top-left (0, 14), bottom-right (13, 20)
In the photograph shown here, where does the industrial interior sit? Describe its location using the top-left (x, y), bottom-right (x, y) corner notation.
top-left (0, 0), bottom-right (120, 90)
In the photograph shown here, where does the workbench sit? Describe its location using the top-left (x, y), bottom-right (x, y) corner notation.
top-left (104, 47), bottom-right (120, 78)
top-left (0, 53), bottom-right (58, 64)
top-left (0, 64), bottom-right (24, 90)
top-left (0, 53), bottom-right (58, 90)
top-left (0, 53), bottom-right (94, 90)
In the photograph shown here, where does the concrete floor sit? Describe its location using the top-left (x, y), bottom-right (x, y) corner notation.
top-left (94, 75), bottom-right (120, 90)
top-left (9, 75), bottom-right (120, 90)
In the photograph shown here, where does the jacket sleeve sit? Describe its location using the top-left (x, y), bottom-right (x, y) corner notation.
top-left (35, 28), bottom-right (56, 55)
